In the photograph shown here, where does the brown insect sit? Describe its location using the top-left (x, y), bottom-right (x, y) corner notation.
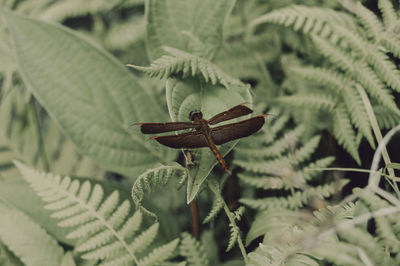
top-left (135, 103), bottom-right (266, 175)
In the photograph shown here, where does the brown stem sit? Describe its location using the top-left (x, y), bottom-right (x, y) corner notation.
top-left (190, 200), bottom-right (200, 240)
top-left (183, 150), bottom-right (200, 240)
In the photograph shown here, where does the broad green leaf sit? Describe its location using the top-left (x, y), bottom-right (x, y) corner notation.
top-left (2, 9), bottom-right (176, 177)
top-left (0, 202), bottom-right (64, 266)
top-left (166, 78), bottom-right (251, 203)
top-left (146, 0), bottom-right (235, 61)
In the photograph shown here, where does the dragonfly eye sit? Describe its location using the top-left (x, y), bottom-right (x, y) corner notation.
top-left (189, 110), bottom-right (203, 121)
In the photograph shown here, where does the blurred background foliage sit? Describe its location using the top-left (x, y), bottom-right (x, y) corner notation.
top-left (1, 0), bottom-right (400, 265)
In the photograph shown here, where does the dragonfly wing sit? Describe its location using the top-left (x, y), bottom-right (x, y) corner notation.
top-left (210, 116), bottom-right (265, 145)
top-left (208, 103), bottom-right (253, 125)
top-left (152, 131), bottom-right (209, 149)
top-left (135, 122), bottom-right (198, 134)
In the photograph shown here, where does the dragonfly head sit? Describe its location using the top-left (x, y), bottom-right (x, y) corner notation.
top-left (189, 110), bottom-right (203, 121)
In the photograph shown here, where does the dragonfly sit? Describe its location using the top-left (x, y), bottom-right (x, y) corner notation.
top-left (135, 103), bottom-right (266, 175)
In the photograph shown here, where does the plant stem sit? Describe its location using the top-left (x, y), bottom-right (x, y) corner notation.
top-left (357, 85), bottom-right (396, 187)
top-left (190, 200), bottom-right (200, 240)
top-left (208, 181), bottom-right (248, 263)
top-left (184, 150), bottom-right (200, 240)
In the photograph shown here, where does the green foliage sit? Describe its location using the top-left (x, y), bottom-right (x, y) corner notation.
top-left (1, 0), bottom-right (400, 265)
top-left (14, 161), bottom-right (179, 266)
top-left (247, 201), bottom-right (400, 266)
top-left (234, 113), bottom-right (344, 210)
top-left (0, 86), bottom-right (105, 180)
top-left (2, 9), bottom-right (176, 177)
top-left (202, 197), bottom-right (224, 224)
top-left (0, 202), bottom-right (64, 266)
top-left (131, 162), bottom-right (188, 217)
top-left (251, 0), bottom-right (400, 164)
top-left (165, 78), bottom-right (251, 203)
top-left (180, 232), bottom-right (209, 266)
top-left (129, 46), bottom-right (244, 90)
top-left (145, 0), bottom-right (235, 61)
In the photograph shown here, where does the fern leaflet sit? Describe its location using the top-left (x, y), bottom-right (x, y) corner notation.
top-left (203, 197), bottom-right (224, 224)
top-left (131, 162), bottom-right (188, 217)
top-left (179, 232), bottom-right (210, 266)
top-left (251, 1), bottom-right (400, 163)
top-left (128, 46), bottom-right (244, 89)
top-left (14, 161), bottom-right (179, 266)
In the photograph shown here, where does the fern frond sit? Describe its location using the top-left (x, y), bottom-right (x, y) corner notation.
top-left (290, 65), bottom-right (344, 90)
top-left (247, 203), bottom-right (356, 265)
top-left (355, 64), bottom-right (400, 115)
top-left (138, 238), bottom-right (180, 266)
top-left (251, 5), bottom-right (356, 39)
top-left (342, 85), bottom-right (375, 148)
top-left (248, 242), bottom-right (319, 266)
top-left (311, 242), bottom-right (365, 266)
top-left (301, 156), bottom-right (335, 181)
top-left (277, 93), bottom-right (335, 111)
top-left (234, 157), bottom-right (290, 174)
top-left (311, 35), bottom-right (353, 70)
top-left (240, 180), bottom-right (347, 210)
top-left (352, 1), bottom-right (384, 40)
top-left (131, 162), bottom-right (188, 209)
top-left (130, 223), bottom-right (159, 254)
top-left (239, 173), bottom-right (285, 190)
top-left (233, 206), bottom-right (245, 221)
top-left (378, 0), bottom-right (398, 28)
top-left (128, 47), bottom-right (244, 89)
top-left (226, 223), bottom-right (239, 252)
top-left (374, 105), bottom-right (400, 129)
top-left (248, 2), bottom-right (400, 164)
top-left (291, 135), bottom-right (321, 164)
top-left (358, 190), bottom-right (400, 253)
top-left (338, 227), bottom-right (391, 265)
top-left (381, 37), bottom-right (400, 59)
top-left (265, 113), bottom-right (291, 142)
top-left (236, 125), bottom-right (305, 159)
top-left (203, 197), bottom-right (224, 224)
top-left (332, 105), bottom-right (360, 165)
top-left (235, 112), bottom-right (340, 213)
top-left (367, 50), bottom-right (400, 93)
top-left (180, 232), bottom-right (209, 266)
top-left (0, 203), bottom-right (64, 266)
top-left (14, 161), bottom-right (178, 265)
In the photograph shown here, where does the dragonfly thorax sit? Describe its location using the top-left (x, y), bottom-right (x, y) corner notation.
top-left (189, 110), bottom-right (203, 121)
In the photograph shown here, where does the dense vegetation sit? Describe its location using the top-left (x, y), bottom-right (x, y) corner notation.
top-left (1, 0), bottom-right (400, 265)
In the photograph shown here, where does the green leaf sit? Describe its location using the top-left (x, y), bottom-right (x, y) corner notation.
top-left (246, 209), bottom-right (298, 246)
top-left (0, 202), bottom-right (64, 266)
top-left (145, 0), bottom-right (235, 60)
top-left (2, 9), bottom-right (175, 177)
top-left (385, 163), bottom-right (400, 172)
top-left (165, 78), bottom-right (251, 203)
